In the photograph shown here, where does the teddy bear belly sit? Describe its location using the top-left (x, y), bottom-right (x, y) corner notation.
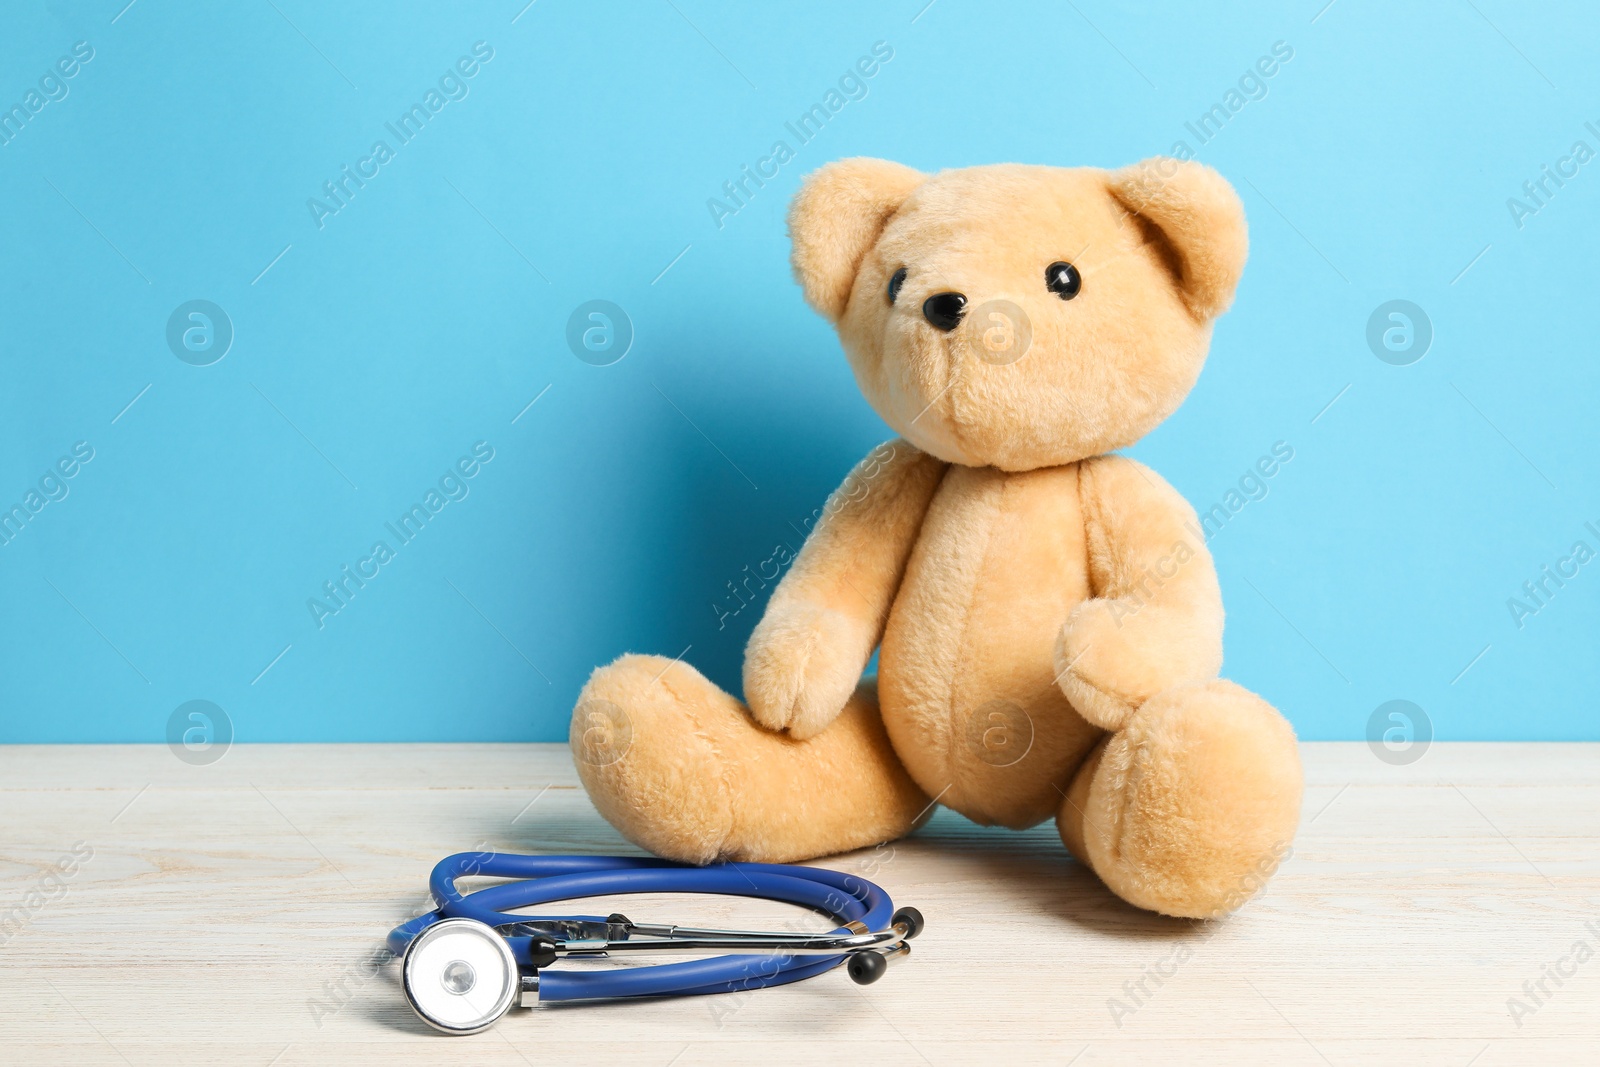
top-left (877, 463), bottom-right (1105, 829)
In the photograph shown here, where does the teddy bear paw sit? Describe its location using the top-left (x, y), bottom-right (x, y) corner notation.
top-left (1059, 680), bottom-right (1303, 918)
top-left (742, 602), bottom-right (872, 739)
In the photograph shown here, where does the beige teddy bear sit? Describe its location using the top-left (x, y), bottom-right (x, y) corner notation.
top-left (570, 157), bottom-right (1303, 918)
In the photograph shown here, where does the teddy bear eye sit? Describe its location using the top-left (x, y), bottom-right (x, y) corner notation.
top-left (1045, 261), bottom-right (1082, 300)
top-left (887, 267), bottom-right (908, 305)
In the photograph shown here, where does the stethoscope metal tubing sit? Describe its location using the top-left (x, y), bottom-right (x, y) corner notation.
top-left (534, 926), bottom-right (907, 960)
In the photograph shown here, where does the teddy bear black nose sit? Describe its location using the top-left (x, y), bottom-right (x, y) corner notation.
top-left (922, 292), bottom-right (967, 332)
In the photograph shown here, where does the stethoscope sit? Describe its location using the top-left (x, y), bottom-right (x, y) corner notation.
top-left (388, 853), bottom-right (925, 1035)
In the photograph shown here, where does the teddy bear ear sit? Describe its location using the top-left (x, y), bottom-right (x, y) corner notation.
top-left (1106, 158), bottom-right (1248, 321)
top-left (788, 158), bottom-right (926, 321)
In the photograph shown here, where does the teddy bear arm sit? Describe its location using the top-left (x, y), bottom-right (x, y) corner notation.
top-left (743, 440), bottom-right (946, 739)
top-left (1054, 455), bottom-right (1225, 730)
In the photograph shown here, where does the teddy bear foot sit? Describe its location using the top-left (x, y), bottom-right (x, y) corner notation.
top-left (1056, 679), bottom-right (1303, 918)
top-left (570, 653), bottom-right (930, 865)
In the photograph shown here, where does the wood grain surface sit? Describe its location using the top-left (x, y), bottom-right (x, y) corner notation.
top-left (1, 741), bottom-right (1597, 1065)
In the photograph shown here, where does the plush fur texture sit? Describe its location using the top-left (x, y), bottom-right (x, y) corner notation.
top-left (571, 157), bottom-right (1303, 919)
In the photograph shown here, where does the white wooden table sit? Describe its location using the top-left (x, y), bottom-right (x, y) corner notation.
top-left (1, 742), bottom-right (1596, 1065)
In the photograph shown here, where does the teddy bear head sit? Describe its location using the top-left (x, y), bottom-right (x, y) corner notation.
top-left (787, 158), bottom-right (1248, 471)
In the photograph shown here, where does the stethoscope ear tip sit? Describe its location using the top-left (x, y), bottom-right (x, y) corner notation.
top-left (892, 906), bottom-right (925, 938)
top-left (847, 950), bottom-right (888, 985)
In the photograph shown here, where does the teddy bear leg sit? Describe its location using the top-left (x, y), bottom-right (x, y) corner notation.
top-left (571, 653), bottom-right (930, 864)
top-left (1056, 679), bottom-right (1303, 918)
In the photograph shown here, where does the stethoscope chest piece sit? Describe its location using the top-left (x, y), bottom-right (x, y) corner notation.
top-left (402, 917), bottom-right (521, 1035)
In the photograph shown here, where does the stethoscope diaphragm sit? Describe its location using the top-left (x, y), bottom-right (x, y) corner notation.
top-left (401, 917), bottom-right (522, 1035)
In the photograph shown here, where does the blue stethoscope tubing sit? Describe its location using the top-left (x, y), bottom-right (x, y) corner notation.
top-left (387, 853), bottom-right (895, 1003)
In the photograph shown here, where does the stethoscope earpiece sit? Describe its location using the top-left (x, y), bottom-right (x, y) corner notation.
top-left (892, 906), bottom-right (926, 938)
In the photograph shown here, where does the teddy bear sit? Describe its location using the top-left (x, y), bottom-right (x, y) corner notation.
top-left (569, 156), bottom-right (1303, 919)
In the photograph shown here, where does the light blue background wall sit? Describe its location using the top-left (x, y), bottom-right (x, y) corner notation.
top-left (2, 0), bottom-right (1596, 743)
